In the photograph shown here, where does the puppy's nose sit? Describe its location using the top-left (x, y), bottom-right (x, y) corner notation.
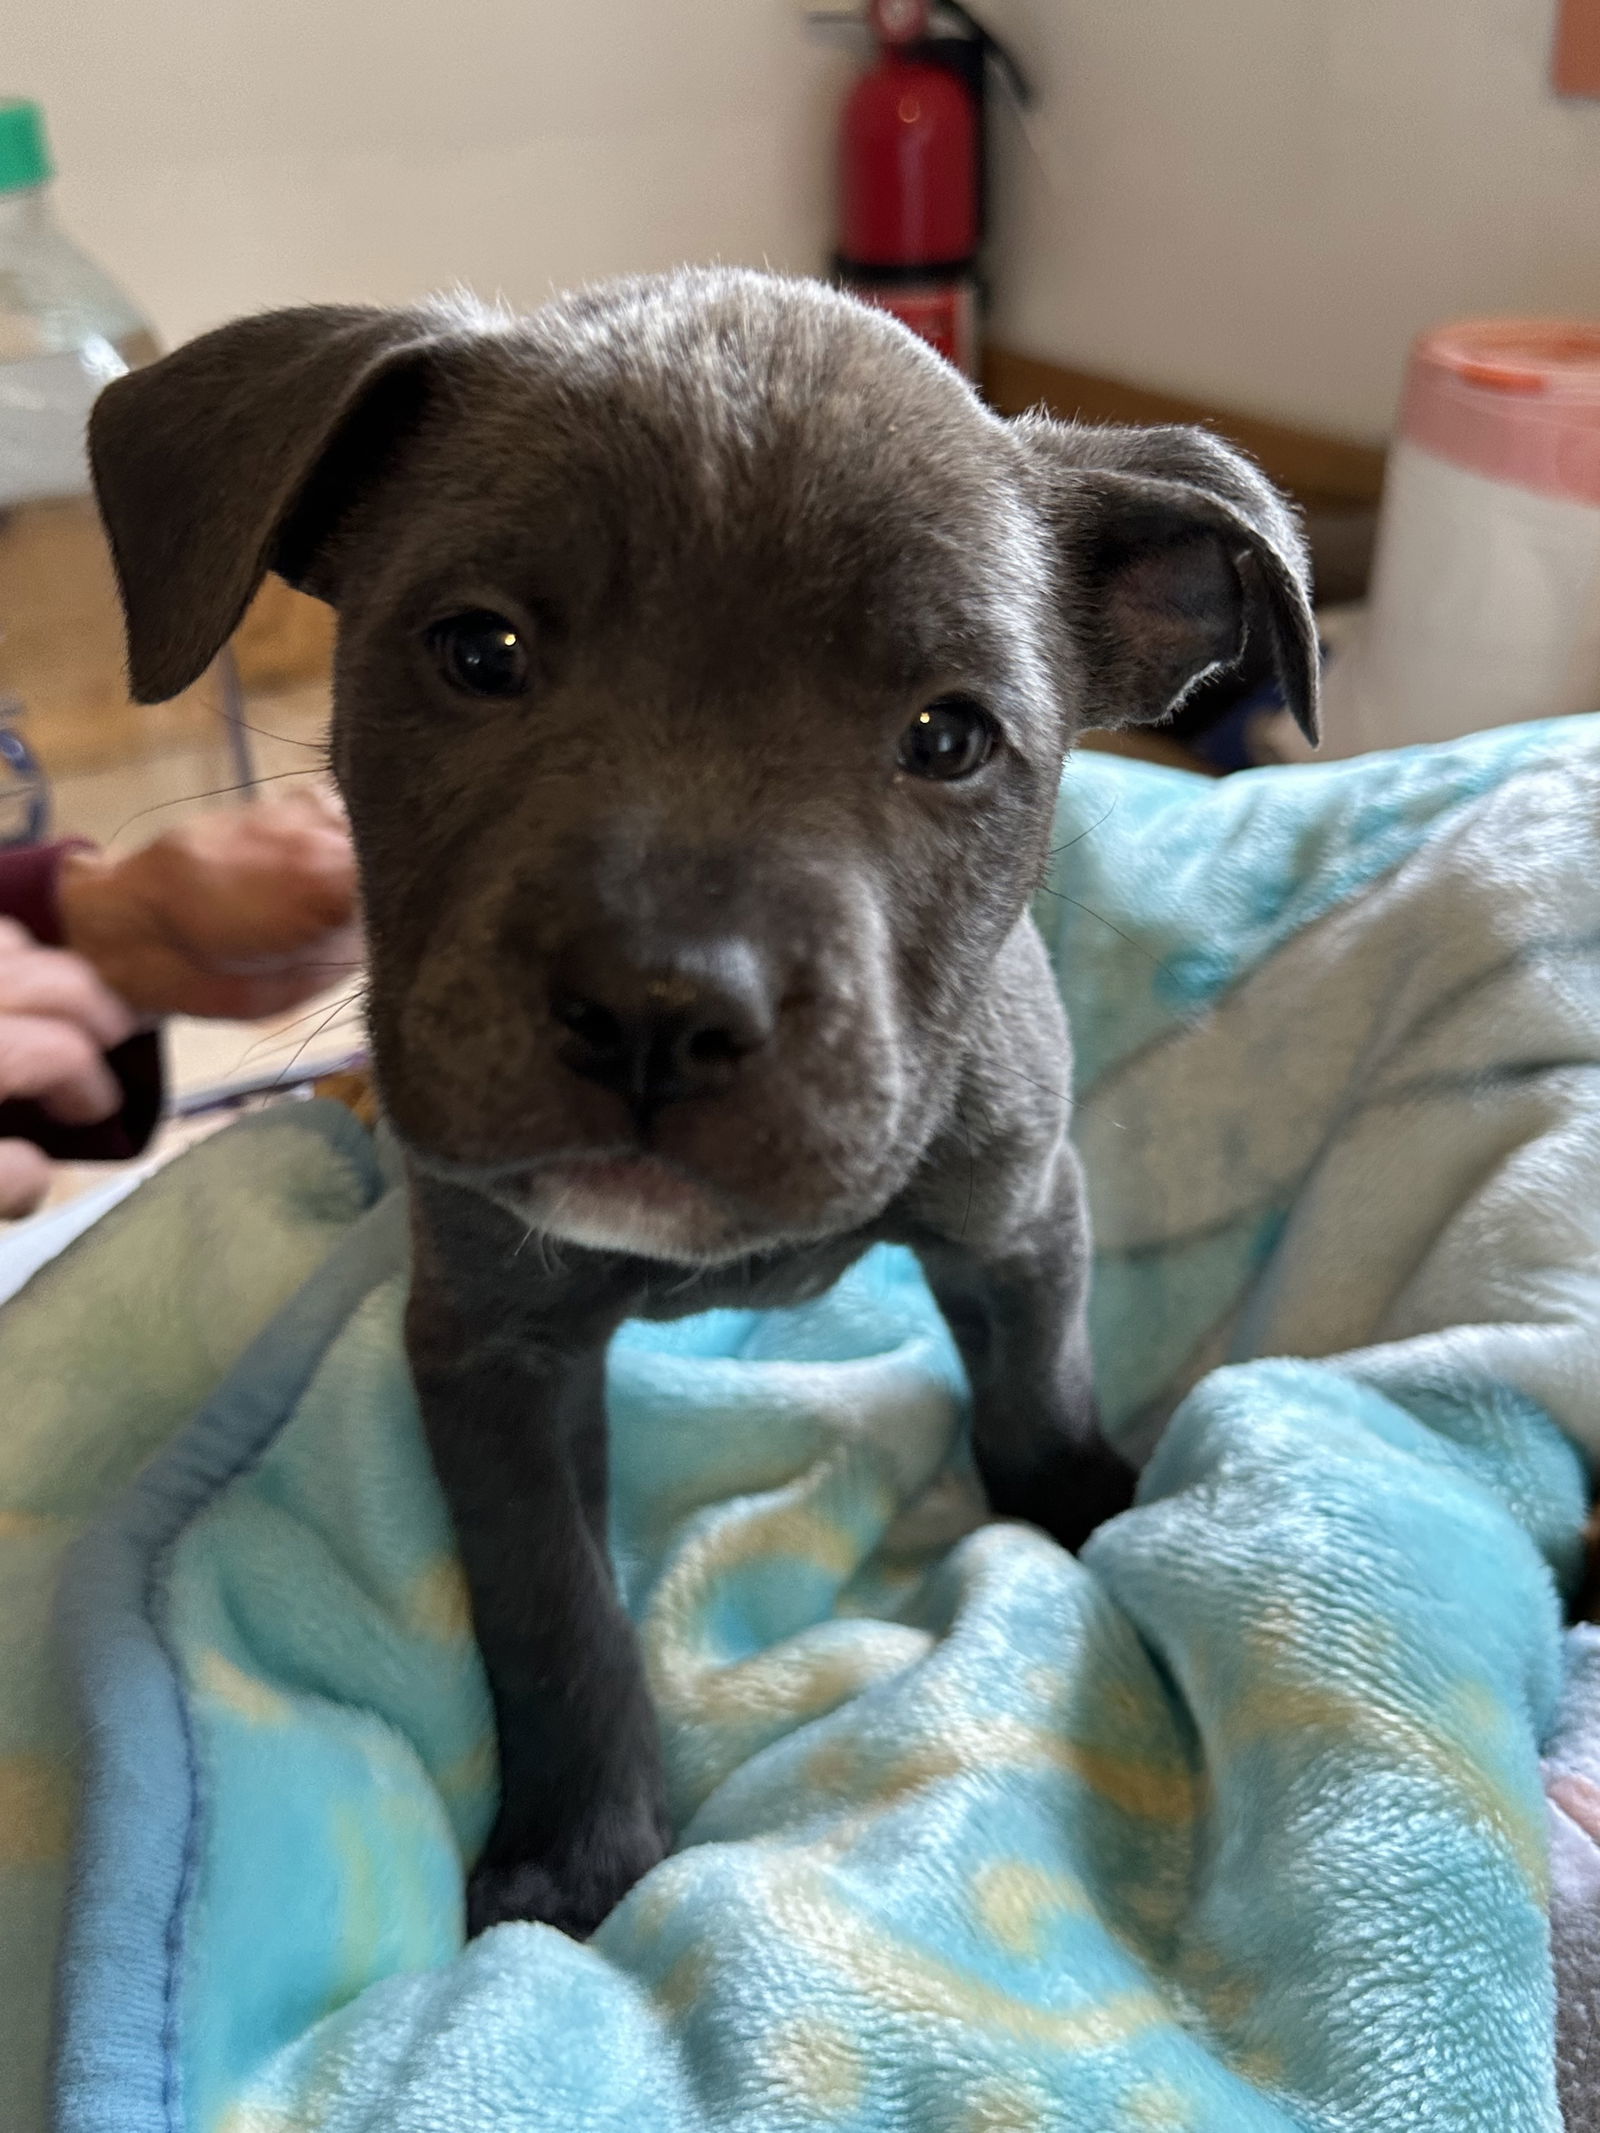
top-left (548, 932), bottom-right (777, 1116)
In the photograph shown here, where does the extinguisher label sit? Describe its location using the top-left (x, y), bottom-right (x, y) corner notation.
top-left (845, 279), bottom-right (979, 382)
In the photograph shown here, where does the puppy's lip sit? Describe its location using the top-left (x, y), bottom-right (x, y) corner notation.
top-left (401, 1140), bottom-right (731, 1210)
top-left (531, 1152), bottom-right (709, 1211)
top-left (513, 1148), bottom-right (761, 1262)
top-left (401, 1137), bottom-right (874, 1261)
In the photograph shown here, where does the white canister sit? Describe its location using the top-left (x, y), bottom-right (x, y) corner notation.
top-left (1319, 320), bottom-right (1600, 758)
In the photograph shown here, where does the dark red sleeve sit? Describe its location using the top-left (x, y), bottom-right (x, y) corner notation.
top-left (0, 839), bottom-right (165, 1162)
top-left (0, 839), bottom-right (88, 947)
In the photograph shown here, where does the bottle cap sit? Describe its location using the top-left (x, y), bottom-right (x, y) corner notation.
top-left (0, 100), bottom-right (53, 196)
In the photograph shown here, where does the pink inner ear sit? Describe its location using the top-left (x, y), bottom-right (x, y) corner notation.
top-left (1100, 533), bottom-right (1240, 721)
top-left (1110, 539), bottom-right (1233, 624)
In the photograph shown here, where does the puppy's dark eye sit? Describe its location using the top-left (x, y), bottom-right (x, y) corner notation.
top-left (427, 611), bottom-right (530, 698)
top-left (898, 696), bottom-right (996, 781)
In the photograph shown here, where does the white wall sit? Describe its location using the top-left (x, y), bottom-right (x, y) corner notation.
top-left (986, 0), bottom-right (1600, 440)
top-left (11, 0), bottom-right (1600, 444)
top-left (9, 1), bottom-right (851, 347)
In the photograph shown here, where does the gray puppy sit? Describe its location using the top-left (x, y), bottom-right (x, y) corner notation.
top-left (88, 268), bottom-right (1318, 1939)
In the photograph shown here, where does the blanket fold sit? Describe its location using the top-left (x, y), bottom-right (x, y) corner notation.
top-left (3, 716), bottom-right (1600, 2133)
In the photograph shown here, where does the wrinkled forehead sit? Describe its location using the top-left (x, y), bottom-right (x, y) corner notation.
top-left (383, 327), bottom-right (1047, 689)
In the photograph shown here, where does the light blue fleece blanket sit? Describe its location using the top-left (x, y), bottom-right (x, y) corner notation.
top-left (9, 716), bottom-right (1600, 2133)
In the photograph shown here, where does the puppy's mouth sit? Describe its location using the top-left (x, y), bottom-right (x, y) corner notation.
top-left (495, 1150), bottom-right (750, 1262)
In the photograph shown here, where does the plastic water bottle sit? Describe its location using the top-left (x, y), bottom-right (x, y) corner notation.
top-left (0, 97), bottom-right (164, 834)
top-left (0, 100), bottom-right (156, 501)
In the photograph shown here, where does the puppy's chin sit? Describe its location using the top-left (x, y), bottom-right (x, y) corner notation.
top-left (499, 1155), bottom-right (751, 1265)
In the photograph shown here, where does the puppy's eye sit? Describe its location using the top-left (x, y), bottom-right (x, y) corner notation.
top-left (898, 696), bottom-right (996, 781)
top-left (426, 610), bottom-right (530, 698)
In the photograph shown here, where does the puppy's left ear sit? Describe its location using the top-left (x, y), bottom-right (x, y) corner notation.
top-left (1016, 417), bottom-right (1320, 745)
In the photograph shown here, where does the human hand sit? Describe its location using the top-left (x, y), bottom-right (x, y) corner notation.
top-left (0, 919), bottom-right (136, 1216)
top-left (57, 787), bottom-right (362, 1022)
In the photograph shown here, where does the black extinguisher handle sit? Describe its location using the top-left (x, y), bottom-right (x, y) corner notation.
top-left (805, 5), bottom-right (1031, 108)
top-left (929, 1), bottom-right (1032, 109)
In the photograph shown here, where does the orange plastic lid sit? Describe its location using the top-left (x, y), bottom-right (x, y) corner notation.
top-left (1402, 319), bottom-right (1600, 505)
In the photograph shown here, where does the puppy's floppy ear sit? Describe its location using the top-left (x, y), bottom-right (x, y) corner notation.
top-left (89, 302), bottom-right (475, 703)
top-left (1016, 416), bottom-right (1320, 745)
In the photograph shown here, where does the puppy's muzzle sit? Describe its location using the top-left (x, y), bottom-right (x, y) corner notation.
top-left (549, 928), bottom-right (778, 1127)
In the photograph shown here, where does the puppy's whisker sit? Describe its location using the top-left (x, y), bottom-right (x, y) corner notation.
top-left (263, 961), bottom-right (367, 974)
top-left (268, 996), bottom-right (369, 1087)
top-left (1048, 796), bottom-right (1120, 858)
top-left (993, 1061), bottom-right (1075, 1108)
top-left (1032, 885), bottom-right (1174, 975)
top-left (954, 1096), bottom-right (976, 1244)
top-left (233, 987), bottom-right (364, 1064)
top-left (106, 767), bottom-right (327, 845)
top-left (526, 1199), bottom-right (572, 1280)
top-left (231, 717), bottom-right (332, 753)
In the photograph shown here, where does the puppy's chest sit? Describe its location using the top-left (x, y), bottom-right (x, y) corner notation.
top-left (631, 1233), bottom-right (873, 1322)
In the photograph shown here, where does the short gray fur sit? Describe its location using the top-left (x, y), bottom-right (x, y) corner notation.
top-left (87, 267), bottom-right (1318, 1937)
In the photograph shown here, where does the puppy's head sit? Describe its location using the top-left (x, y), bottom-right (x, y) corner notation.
top-left (90, 269), bottom-right (1315, 1263)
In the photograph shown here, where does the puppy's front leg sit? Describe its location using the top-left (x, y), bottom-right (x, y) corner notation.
top-left (904, 927), bottom-right (1136, 1554)
top-left (914, 1136), bottom-right (1135, 1555)
top-left (406, 1175), bottom-right (667, 1939)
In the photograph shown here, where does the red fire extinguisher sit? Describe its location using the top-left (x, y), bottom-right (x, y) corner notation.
top-left (832, 0), bottom-right (1029, 380)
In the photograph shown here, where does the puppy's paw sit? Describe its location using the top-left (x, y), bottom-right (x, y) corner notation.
top-left (983, 1435), bottom-right (1138, 1556)
top-left (466, 1801), bottom-right (670, 1941)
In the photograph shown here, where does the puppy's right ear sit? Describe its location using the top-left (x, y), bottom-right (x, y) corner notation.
top-left (1014, 415), bottom-right (1320, 746)
top-left (89, 303), bottom-right (473, 703)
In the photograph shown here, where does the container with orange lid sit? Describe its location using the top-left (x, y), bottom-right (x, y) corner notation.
top-left (1319, 319), bottom-right (1600, 757)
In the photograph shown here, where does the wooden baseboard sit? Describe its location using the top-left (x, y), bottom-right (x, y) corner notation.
top-left (981, 345), bottom-right (1388, 510)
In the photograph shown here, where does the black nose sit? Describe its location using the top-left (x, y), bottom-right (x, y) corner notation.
top-left (548, 931), bottom-right (778, 1118)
